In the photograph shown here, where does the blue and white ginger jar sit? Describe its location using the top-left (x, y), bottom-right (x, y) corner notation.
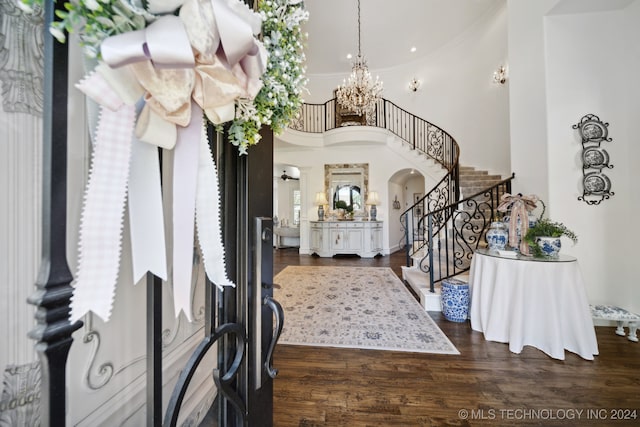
top-left (486, 221), bottom-right (508, 251)
top-left (502, 214), bottom-right (538, 250)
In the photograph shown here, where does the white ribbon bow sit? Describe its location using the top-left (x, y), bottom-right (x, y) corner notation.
top-left (70, 0), bottom-right (265, 323)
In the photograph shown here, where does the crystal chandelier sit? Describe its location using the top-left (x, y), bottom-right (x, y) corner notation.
top-left (336, 0), bottom-right (383, 116)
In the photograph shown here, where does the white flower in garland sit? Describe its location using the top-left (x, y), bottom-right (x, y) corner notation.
top-left (228, 0), bottom-right (309, 154)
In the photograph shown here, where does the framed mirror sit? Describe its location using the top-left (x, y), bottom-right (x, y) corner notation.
top-left (324, 163), bottom-right (369, 211)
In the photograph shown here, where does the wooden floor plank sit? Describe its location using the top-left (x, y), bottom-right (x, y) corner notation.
top-left (272, 249), bottom-right (640, 427)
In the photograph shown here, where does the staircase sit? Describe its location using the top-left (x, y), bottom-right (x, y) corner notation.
top-left (402, 167), bottom-right (512, 311)
top-left (455, 166), bottom-right (507, 246)
top-left (458, 166), bottom-right (504, 200)
top-left (289, 97), bottom-right (515, 312)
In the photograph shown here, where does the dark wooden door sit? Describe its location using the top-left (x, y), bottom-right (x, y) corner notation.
top-left (216, 127), bottom-right (280, 426)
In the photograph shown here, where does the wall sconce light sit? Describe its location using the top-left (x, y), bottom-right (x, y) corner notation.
top-left (366, 191), bottom-right (380, 221)
top-left (314, 192), bottom-right (328, 221)
top-left (392, 195), bottom-right (401, 210)
top-left (409, 77), bottom-right (421, 92)
top-left (493, 65), bottom-right (507, 84)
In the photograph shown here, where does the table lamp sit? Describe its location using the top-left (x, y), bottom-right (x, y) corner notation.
top-left (366, 191), bottom-right (380, 221)
top-left (315, 192), bottom-right (329, 221)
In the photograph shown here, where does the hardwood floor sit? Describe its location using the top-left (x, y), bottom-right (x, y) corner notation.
top-left (272, 248), bottom-right (640, 426)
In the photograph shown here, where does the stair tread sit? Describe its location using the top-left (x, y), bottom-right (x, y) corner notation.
top-left (460, 180), bottom-right (491, 184)
top-left (460, 181), bottom-right (503, 187)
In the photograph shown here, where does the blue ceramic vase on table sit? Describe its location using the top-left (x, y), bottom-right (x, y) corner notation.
top-left (535, 236), bottom-right (562, 257)
top-left (486, 221), bottom-right (508, 250)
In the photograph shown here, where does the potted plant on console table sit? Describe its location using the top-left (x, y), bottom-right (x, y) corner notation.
top-left (335, 200), bottom-right (354, 220)
top-left (523, 218), bottom-right (578, 258)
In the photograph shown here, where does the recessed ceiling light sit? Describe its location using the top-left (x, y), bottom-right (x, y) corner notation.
top-left (346, 53), bottom-right (353, 59)
top-left (410, 46), bottom-right (417, 53)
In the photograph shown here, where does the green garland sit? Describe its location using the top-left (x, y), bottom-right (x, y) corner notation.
top-left (18, 0), bottom-right (309, 155)
top-left (229, 0), bottom-right (308, 154)
top-left (18, 0), bottom-right (150, 58)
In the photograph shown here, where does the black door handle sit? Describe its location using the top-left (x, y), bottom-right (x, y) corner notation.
top-left (263, 296), bottom-right (284, 379)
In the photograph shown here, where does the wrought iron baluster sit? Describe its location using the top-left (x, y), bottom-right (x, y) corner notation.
top-left (164, 322), bottom-right (247, 427)
top-left (160, 127), bottom-right (252, 426)
top-left (427, 215), bottom-right (435, 293)
top-left (147, 272), bottom-right (162, 426)
top-left (27, 2), bottom-right (83, 426)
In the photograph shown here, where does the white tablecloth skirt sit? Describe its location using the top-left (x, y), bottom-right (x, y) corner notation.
top-left (469, 253), bottom-right (599, 360)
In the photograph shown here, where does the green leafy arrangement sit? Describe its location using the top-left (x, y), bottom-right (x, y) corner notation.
top-left (335, 200), bottom-right (354, 218)
top-left (334, 200), bottom-right (350, 210)
top-left (17, 0), bottom-right (151, 58)
top-left (18, 0), bottom-right (309, 155)
top-left (228, 0), bottom-right (308, 154)
top-left (524, 218), bottom-right (578, 257)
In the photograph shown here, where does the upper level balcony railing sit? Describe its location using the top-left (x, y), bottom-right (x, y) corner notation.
top-left (288, 97), bottom-right (458, 172)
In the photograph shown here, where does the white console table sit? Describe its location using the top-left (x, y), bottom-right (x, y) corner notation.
top-left (309, 220), bottom-right (383, 258)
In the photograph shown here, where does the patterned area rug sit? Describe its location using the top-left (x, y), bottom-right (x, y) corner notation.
top-left (274, 266), bottom-right (459, 354)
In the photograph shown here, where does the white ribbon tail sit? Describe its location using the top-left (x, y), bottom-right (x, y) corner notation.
top-left (128, 137), bottom-right (168, 283)
top-left (196, 126), bottom-right (236, 291)
top-left (70, 105), bottom-right (135, 323)
top-left (172, 102), bottom-right (203, 321)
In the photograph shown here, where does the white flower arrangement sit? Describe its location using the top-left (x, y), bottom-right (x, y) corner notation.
top-left (18, 0), bottom-right (308, 155)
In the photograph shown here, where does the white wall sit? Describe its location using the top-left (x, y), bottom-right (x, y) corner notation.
top-left (303, 2), bottom-right (511, 177)
top-left (509, 0), bottom-right (640, 312)
top-left (275, 178), bottom-right (300, 226)
top-left (404, 176), bottom-right (426, 209)
top-left (507, 0), bottom-right (559, 202)
top-left (545, 4), bottom-right (640, 312)
top-left (387, 180), bottom-right (405, 252)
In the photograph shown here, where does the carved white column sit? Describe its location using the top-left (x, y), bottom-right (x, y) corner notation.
top-left (0, 0), bottom-right (44, 423)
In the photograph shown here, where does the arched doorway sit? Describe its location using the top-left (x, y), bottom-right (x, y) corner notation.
top-left (387, 168), bottom-right (425, 252)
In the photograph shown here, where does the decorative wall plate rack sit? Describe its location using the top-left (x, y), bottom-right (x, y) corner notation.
top-left (572, 114), bottom-right (614, 205)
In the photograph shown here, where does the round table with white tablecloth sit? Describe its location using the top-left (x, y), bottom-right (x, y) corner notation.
top-left (469, 248), bottom-right (599, 360)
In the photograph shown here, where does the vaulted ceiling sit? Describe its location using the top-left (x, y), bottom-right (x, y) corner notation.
top-left (302, 0), bottom-right (504, 75)
top-left (275, 0), bottom-right (505, 173)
